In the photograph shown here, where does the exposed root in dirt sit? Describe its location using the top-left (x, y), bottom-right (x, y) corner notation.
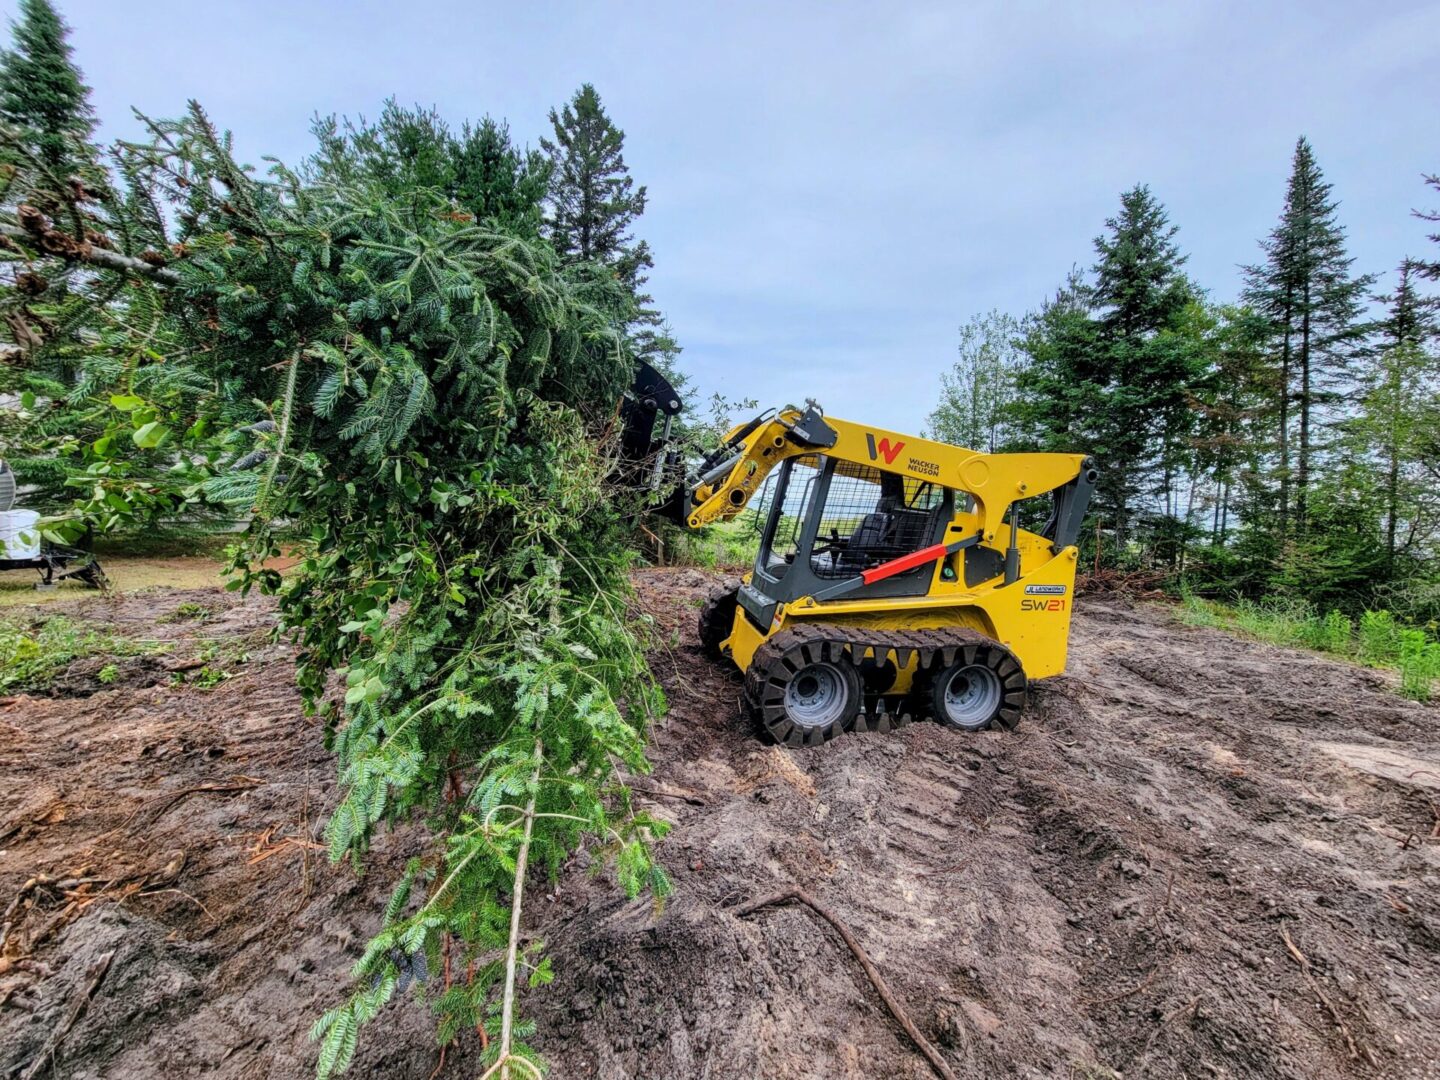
top-left (734, 886), bottom-right (958, 1080)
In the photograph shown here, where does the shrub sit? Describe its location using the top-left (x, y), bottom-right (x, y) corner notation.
top-left (1300, 609), bottom-right (1353, 654)
top-left (1359, 610), bottom-right (1402, 665)
top-left (1398, 630), bottom-right (1440, 702)
top-left (1234, 596), bottom-right (1315, 646)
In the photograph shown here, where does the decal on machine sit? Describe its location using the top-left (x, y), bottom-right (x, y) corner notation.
top-left (1022, 584), bottom-right (1067, 613)
top-left (865, 433), bottom-right (905, 465)
top-left (1022, 598), bottom-right (1067, 612)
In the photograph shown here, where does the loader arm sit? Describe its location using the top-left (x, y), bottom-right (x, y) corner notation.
top-left (679, 404), bottom-right (1096, 564)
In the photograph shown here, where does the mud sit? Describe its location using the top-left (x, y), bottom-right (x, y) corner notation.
top-left (2, 571), bottom-right (1438, 1079)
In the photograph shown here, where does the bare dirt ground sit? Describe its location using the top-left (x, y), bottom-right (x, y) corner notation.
top-left (1, 568), bottom-right (1437, 1079)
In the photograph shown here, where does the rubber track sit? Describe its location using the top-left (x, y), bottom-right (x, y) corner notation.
top-left (743, 623), bottom-right (1027, 743)
top-left (697, 578), bottom-right (742, 659)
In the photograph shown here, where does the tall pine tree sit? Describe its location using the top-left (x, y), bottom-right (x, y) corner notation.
top-left (542, 84), bottom-right (652, 288)
top-left (1010, 185), bottom-right (1201, 559)
top-left (1242, 137), bottom-right (1373, 538)
top-left (0, 0), bottom-right (96, 180)
top-left (543, 83), bottom-right (680, 380)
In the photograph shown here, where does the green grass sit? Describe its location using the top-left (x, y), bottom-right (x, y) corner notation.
top-left (1177, 588), bottom-right (1439, 702)
top-left (666, 514), bottom-right (763, 569)
top-left (0, 614), bottom-right (167, 693)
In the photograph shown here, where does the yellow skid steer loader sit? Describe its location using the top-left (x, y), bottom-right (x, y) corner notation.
top-left (621, 364), bottom-right (1096, 746)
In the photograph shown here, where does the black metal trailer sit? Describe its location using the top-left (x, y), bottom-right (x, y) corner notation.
top-left (0, 546), bottom-right (109, 590)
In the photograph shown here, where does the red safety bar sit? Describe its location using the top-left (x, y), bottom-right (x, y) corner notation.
top-left (860, 541), bottom-right (949, 585)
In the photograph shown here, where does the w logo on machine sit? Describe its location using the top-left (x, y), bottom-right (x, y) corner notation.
top-left (865, 433), bottom-right (906, 465)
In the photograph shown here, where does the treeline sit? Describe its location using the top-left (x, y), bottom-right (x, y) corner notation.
top-left (929, 145), bottom-right (1440, 620)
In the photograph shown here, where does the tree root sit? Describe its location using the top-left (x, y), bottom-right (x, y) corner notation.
top-left (18, 949), bottom-right (114, 1080)
top-left (734, 887), bottom-right (958, 1080)
top-left (1280, 925), bottom-right (1376, 1067)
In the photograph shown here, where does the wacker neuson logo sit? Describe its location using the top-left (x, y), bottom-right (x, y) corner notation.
top-left (1024, 584), bottom-right (1067, 595)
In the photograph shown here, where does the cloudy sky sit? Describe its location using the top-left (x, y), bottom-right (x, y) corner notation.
top-left (29, 0), bottom-right (1440, 432)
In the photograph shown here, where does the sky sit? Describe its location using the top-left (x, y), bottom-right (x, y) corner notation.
top-left (22, 0), bottom-right (1440, 433)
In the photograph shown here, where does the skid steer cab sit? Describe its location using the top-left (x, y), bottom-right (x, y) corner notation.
top-left (619, 379), bottom-right (1095, 746)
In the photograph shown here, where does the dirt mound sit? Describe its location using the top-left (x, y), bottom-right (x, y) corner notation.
top-left (2, 575), bottom-right (1438, 1079)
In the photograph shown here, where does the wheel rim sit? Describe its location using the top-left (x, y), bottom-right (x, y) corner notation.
top-left (784, 662), bottom-right (850, 729)
top-left (941, 663), bottom-right (1003, 730)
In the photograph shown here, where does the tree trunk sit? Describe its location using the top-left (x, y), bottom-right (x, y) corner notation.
top-left (1278, 310), bottom-right (1292, 541)
top-left (1385, 442), bottom-right (1399, 564)
top-left (1297, 288), bottom-right (1312, 537)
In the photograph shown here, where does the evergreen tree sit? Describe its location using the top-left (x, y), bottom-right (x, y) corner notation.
top-left (1186, 304), bottom-right (1271, 547)
top-left (1009, 186), bottom-right (1202, 560)
top-left (4, 99), bottom-right (672, 1078)
top-left (309, 101), bottom-right (550, 238)
top-left (542, 84), bottom-right (653, 290)
top-left (1380, 258), bottom-right (1435, 351)
top-left (0, 0), bottom-right (96, 179)
top-left (542, 83), bottom-right (682, 389)
top-left (1242, 137), bottom-right (1373, 538)
top-left (1415, 173), bottom-right (1440, 281)
top-left (1091, 185), bottom-right (1203, 544)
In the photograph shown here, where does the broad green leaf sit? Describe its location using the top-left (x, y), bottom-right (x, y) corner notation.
top-left (132, 421), bottom-right (170, 449)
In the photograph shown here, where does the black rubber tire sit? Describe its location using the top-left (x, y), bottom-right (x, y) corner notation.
top-left (697, 578), bottom-right (741, 659)
top-left (927, 640), bottom-right (1026, 732)
top-left (748, 632), bottom-right (862, 747)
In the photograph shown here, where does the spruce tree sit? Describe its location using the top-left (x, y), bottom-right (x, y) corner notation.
top-left (1242, 137), bottom-right (1373, 537)
top-left (1090, 185), bottom-right (1202, 544)
top-left (542, 83), bottom-right (682, 386)
top-left (1361, 261), bottom-right (1437, 563)
top-left (1187, 304), bottom-right (1270, 547)
top-left (1010, 186), bottom-right (1201, 560)
top-left (0, 0), bottom-right (96, 178)
top-left (542, 84), bottom-right (653, 290)
top-left (1415, 173), bottom-right (1440, 281)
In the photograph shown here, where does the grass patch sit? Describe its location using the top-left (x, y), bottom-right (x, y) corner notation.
top-left (665, 513), bottom-right (762, 570)
top-left (0, 555), bottom-right (226, 607)
top-left (1177, 588), bottom-right (1439, 702)
top-left (0, 614), bottom-right (166, 693)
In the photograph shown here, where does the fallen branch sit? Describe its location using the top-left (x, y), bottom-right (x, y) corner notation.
top-left (0, 875), bottom-right (53, 951)
top-left (137, 887), bottom-right (215, 921)
top-left (734, 887), bottom-right (958, 1080)
top-left (629, 781), bottom-right (708, 806)
top-left (18, 948), bottom-right (114, 1080)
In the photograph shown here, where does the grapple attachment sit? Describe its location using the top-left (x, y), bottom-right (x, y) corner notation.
top-left (616, 360), bottom-right (685, 501)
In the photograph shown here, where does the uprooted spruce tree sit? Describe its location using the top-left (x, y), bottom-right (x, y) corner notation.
top-left (0, 97), bottom-right (672, 1078)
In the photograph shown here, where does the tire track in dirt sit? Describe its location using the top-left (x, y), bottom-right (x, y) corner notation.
top-left (1, 573), bottom-right (1437, 1079)
top-left (531, 573), bottom-right (1440, 1080)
